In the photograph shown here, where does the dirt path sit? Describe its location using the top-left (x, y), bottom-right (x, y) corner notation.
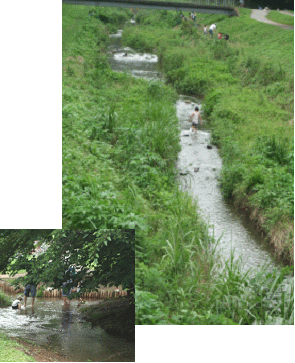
top-left (250, 9), bottom-right (294, 30)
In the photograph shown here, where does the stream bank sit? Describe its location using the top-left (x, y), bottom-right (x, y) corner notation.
top-left (81, 297), bottom-right (135, 341)
top-left (8, 335), bottom-right (71, 362)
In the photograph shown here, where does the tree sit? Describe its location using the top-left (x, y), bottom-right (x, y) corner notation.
top-left (0, 229), bottom-right (53, 272)
top-left (0, 229), bottom-right (135, 298)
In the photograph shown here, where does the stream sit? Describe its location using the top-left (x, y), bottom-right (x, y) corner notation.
top-left (109, 28), bottom-right (278, 272)
top-left (0, 297), bottom-right (135, 362)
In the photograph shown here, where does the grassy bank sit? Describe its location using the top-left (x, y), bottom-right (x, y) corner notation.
top-left (0, 333), bottom-right (35, 362)
top-left (81, 298), bottom-right (135, 340)
top-left (0, 290), bottom-right (12, 307)
top-left (63, 5), bottom-right (294, 324)
top-left (121, 8), bottom-right (294, 263)
top-left (266, 10), bottom-right (294, 26)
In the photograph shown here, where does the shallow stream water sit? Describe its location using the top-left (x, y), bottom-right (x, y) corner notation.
top-left (176, 96), bottom-right (277, 272)
top-left (0, 297), bottom-right (135, 362)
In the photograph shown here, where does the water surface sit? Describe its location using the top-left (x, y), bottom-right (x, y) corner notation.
top-left (0, 297), bottom-right (135, 362)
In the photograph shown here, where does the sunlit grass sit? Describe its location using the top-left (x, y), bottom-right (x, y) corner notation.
top-left (266, 10), bottom-right (294, 26)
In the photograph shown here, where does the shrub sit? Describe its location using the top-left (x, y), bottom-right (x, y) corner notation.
top-left (135, 289), bottom-right (170, 324)
top-left (203, 89), bottom-right (223, 117)
top-left (0, 290), bottom-right (11, 307)
top-left (220, 163), bottom-right (246, 199)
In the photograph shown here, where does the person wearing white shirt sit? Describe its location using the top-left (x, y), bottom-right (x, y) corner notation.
top-left (209, 24), bottom-right (216, 37)
top-left (12, 297), bottom-right (23, 310)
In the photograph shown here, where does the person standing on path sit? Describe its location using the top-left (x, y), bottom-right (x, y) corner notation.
top-left (189, 106), bottom-right (202, 135)
top-left (209, 24), bottom-right (216, 37)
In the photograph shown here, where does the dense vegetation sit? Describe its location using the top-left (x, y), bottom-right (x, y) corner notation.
top-left (62, 5), bottom-right (294, 324)
top-left (0, 333), bottom-right (35, 362)
top-left (0, 290), bottom-right (11, 307)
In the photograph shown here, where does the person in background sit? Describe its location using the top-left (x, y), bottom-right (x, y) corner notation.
top-left (204, 25), bottom-right (208, 35)
top-left (24, 283), bottom-right (37, 308)
top-left (223, 34), bottom-right (229, 40)
top-left (217, 32), bottom-right (223, 40)
top-left (239, 0), bottom-right (244, 7)
top-left (62, 267), bottom-right (76, 305)
top-left (209, 24), bottom-right (216, 37)
top-left (23, 262), bottom-right (39, 309)
top-left (12, 297), bottom-right (23, 310)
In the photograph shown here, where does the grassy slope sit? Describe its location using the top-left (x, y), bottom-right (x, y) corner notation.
top-left (266, 10), bottom-right (294, 26)
top-left (0, 290), bottom-right (12, 307)
top-left (0, 333), bottom-right (35, 362)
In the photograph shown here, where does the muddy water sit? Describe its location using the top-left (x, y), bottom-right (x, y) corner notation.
top-left (108, 30), bottom-right (278, 272)
top-left (0, 297), bottom-right (135, 362)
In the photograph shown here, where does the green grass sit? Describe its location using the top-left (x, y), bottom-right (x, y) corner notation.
top-left (0, 290), bottom-right (12, 307)
top-left (0, 333), bottom-right (35, 362)
top-left (266, 10), bottom-right (294, 26)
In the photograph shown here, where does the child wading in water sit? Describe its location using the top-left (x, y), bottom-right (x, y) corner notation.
top-left (189, 106), bottom-right (202, 135)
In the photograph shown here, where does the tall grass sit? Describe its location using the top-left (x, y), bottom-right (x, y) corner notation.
top-left (0, 290), bottom-right (11, 307)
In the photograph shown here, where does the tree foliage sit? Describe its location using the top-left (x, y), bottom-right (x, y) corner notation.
top-left (0, 229), bottom-right (135, 296)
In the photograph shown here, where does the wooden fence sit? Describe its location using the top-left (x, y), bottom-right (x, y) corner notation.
top-left (0, 280), bottom-right (127, 299)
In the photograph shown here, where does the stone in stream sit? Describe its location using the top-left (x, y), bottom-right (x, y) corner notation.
top-left (207, 145), bottom-right (213, 149)
top-left (194, 167), bottom-right (199, 172)
top-left (179, 170), bottom-right (189, 175)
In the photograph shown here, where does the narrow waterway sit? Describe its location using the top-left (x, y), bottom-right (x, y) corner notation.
top-left (176, 96), bottom-right (277, 272)
top-left (0, 297), bottom-right (135, 362)
top-left (109, 29), bottom-right (277, 272)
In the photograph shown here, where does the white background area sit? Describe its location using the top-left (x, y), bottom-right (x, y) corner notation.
top-left (0, 1), bottom-right (61, 228)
